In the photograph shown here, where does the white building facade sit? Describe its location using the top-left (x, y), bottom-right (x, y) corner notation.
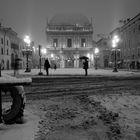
top-left (45, 14), bottom-right (95, 68)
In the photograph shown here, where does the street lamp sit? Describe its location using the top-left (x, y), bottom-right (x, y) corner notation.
top-left (23, 35), bottom-right (32, 72)
top-left (112, 35), bottom-right (120, 72)
top-left (94, 47), bottom-right (99, 70)
top-left (38, 45), bottom-right (46, 75)
top-left (38, 45), bottom-right (43, 75)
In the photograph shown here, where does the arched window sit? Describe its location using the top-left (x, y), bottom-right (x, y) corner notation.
top-left (81, 38), bottom-right (86, 47)
top-left (53, 39), bottom-right (58, 47)
top-left (67, 38), bottom-right (72, 47)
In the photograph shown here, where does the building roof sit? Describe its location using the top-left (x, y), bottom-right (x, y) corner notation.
top-left (49, 13), bottom-right (91, 26)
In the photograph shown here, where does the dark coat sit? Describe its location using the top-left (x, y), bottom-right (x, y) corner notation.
top-left (83, 60), bottom-right (89, 69)
top-left (14, 58), bottom-right (19, 70)
top-left (44, 59), bottom-right (50, 69)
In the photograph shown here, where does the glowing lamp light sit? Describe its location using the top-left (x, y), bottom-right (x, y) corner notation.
top-left (51, 53), bottom-right (54, 58)
top-left (94, 48), bottom-right (99, 54)
top-left (112, 35), bottom-right (120, 72)
top-left (112, 35), bottom-right (120, 48)
top-left (32, 46), bottom-right (35, 53)
top-left (54, 42), bottom-right (56, 47)
top-left (112, 43), bottom-right (117, 48)
top-left (83, 42), bottom-right (86, 47)
top-left (114, 35), bottom-right (120, 43)
top-left (87, 53), bottom-right (90, 59)
top-left (23, 35), bottom-right (32, 72)
top-left (24, 35), bottom-right (31, 46)
top-left (41, 48), bottom-right (47, 55)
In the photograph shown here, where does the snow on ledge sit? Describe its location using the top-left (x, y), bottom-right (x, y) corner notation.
top-left (0, 74), bottom-right (32, 84)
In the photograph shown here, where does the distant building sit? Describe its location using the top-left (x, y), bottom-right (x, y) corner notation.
top-left (98, 12), bottom-right (140, 70)
top-left (96, 38), bottom-right (111, 68)
top-left (0, 25), bottom-right (26, 70)
top-left (109, 28), bottom-right (122, 68)
top-left (45, 13), bottom-right (95, 68)
top-left (0, 27), bottom-right (11, 70)
top-left (119, 13), bottom-right (140, 69)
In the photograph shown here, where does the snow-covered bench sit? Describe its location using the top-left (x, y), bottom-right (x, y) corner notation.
top-left (0, 75), bottom-right (32, 124)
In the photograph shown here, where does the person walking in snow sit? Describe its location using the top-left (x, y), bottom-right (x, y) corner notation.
top-left (83, 59), bottom-right (89, 76)
top-left (44, 58), bottom-right (50, 76)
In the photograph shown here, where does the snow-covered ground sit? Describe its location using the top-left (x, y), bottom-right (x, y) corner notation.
top-left (27, 93), bottom-right (140, 140)
top-left (0, 68), bottom-right (140, 140)
top-left (2, 68), bottom-right (140, 77)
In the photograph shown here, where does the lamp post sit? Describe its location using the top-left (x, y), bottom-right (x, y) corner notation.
top-left (112, 35), bottom-right (120, 72)
top-left (38, 45), bottom-right (44, 75)
top-left (94, 47), bottom-right (99, 70)
top-left (23, 35), bottom-right (32, 72)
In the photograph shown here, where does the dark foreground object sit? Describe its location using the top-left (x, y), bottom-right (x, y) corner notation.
top-left (1, 86), bottom-right (25, 124)
top-left (0, 79), bottom-right (31, 124)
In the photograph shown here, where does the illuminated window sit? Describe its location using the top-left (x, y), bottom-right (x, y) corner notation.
top-left (81, 38), bottom-right (86, 47)
top-left (67, 38), bottom-right (72, 47)
top-left (53, 39), bottom-right (58, 47)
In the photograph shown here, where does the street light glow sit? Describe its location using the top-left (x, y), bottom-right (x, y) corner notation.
top-left (87, 53), bottom-right (90, 59)
top-left (112, 35), bottom-right (120, 72)
top-left (32, 46), bottom-right (35, 53)
top-left (114, 35), bottom-right (120, 43)
top-left (112, 42), bottom-right (117, 48)
top-left (23, 35), bottom-right (32, 72)
top-left (51, 53), bottom-right (54, 58)
top-left (112, 35), bottom-right (120, 48)
top-left (41, 48), bottom-right (47, 55)
top-left (94, 48), bottom-right (99, 54)
top-left (24, 35), bottom-right (31, 46)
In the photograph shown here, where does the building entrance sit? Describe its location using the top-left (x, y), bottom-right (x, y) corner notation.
top-left (65, 59), bottom-right (74, 68)
top-left (64, 55), bottom-right (74, 68)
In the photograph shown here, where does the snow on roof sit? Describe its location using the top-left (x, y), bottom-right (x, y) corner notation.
top-left (49, 13), bottom-right (91, 26)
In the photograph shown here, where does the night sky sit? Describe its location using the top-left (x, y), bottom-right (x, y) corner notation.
top-left (0, 0), bottom-right (140, 47)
